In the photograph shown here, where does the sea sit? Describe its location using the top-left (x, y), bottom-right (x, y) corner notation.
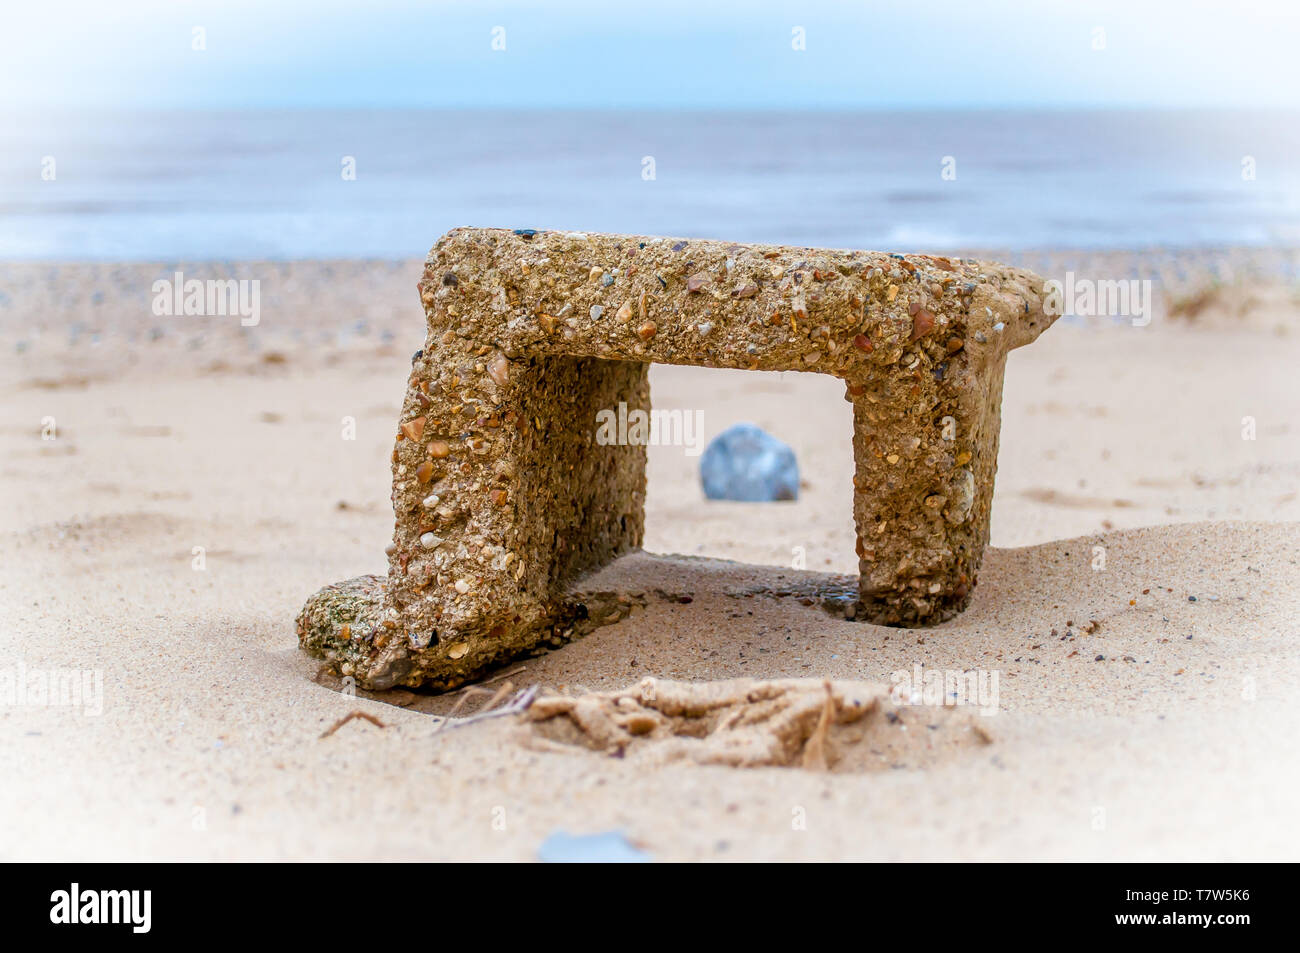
top-left (2, 109), bottom-right (1298, 260)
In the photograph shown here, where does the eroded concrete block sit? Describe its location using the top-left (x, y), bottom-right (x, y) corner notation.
top-left (298, 228), bottom-right (1054, 690)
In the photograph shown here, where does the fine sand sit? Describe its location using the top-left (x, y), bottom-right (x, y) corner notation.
top-left (2, 253), bottom-right (1299, 861)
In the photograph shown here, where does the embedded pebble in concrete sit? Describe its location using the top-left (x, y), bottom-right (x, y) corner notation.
top-left (699, 422), bottom-right (800, 502)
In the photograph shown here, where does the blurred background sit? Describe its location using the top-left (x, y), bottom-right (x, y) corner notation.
top-left (2, 0), bottom-right (1298, 259)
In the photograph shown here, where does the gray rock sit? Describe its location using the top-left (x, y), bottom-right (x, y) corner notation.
top-left (537, 829), bottom-right (650, 863)
top-left (699, 423), bottom-right (799, 502)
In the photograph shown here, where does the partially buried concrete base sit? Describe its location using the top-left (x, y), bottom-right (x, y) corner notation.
top-left (298, 228), bottom-right (1055, 690)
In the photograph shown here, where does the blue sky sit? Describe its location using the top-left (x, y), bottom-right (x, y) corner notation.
top-left (3, 0), bottom-right (1299, 110)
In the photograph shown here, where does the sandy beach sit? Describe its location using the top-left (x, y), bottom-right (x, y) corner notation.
top-left (2, 250), bottom-right (1298, 861)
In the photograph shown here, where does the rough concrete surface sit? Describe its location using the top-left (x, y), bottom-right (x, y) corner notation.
top-left (299, 229), bottom-right (1053, 689)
